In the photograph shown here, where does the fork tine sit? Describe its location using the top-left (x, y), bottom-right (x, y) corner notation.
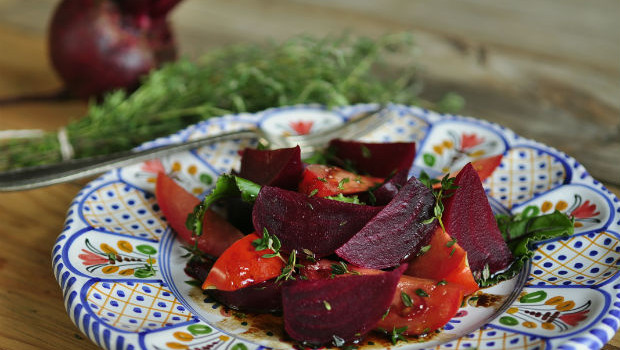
top-left (289, 106), bottom-right (389, 151)
top-left (285, 106), bottom-right (388, 147)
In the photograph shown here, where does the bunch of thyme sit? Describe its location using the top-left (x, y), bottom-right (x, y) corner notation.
top-left (0, 33), bottom-right (461, 171)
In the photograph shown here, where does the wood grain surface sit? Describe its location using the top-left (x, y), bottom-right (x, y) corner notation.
top-left (0, 1), bottom-right (618, 349)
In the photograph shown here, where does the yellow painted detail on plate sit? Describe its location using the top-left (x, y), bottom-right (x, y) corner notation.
top-left (102, 266), bottom-right (119, 274)
top-left (507, 307), bottom-right (518, 314)
top-left (100, 243), bottom-right (118, 255)
top-left (545, 296), bottom-right (564, 305)
top-left (555, 200), bottom-right (568, 211)
top-left (172, 161), bottom-right (182, 172)
top-left (542, 322), bottom-right (555, 330)
top-left (469, 149), bottom-right (486, 158)
top-left (117, 240), bottom-right (133, 253)
top-left (188, 165), bottom-right (197, 175)
top-left (541, 201), bottom-right (553, 213)
top-left (166, 342), bottom-right (189, 349)
top-left (556, 300), bottom-right (576, 311)
top-left (219, 335), bottom-right (230, 341)
top-left (119, 268), bottom-right (134, 276)
top-left (173, 331), bottom-right (194, 341)
top-left (522, 321), bottom-right (537, 328)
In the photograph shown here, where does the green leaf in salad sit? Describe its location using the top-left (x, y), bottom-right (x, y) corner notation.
top-left (478, 206), bottom-right (574, 287)
top-left (186, 174), bottom-right (261, 237)
top-left (325, 193), bottom-right (364, 204)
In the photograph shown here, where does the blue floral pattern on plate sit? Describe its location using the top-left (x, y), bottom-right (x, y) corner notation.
top-left (54, 104), bottom-right (620, 350)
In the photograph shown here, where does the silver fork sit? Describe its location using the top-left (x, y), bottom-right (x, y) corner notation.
top-left (0, 106), bottom-right (390, 191)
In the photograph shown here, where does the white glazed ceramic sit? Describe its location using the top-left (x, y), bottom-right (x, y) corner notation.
top-left (54, 104), bottom-right (620, 350)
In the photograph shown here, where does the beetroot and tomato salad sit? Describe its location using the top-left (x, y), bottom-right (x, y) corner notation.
top-left (155, 139), bottom-right (574, 347)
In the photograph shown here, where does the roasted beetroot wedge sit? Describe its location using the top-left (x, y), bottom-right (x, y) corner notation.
top-left (239, 146), bottom-right (303, 190)
top-left (336, 176), bottom-right (436, 269)
top-left (207, 279), bottom-right (283, 313)
top-left (442, 163), bottom-right (513, 273)
top-left (252, 186), bottom-right (382, 257)
top-left (370, 169), bottom-right (409, 205)
top-left (328, 139), bottom-right (415, 177)
top-left (282, 265), bottom-right (406, 345)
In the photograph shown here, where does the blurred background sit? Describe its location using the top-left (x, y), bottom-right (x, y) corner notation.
top-left (1, 0), bottom-right (618, 183)
top-left (0, 1), bottom-right (619, 349)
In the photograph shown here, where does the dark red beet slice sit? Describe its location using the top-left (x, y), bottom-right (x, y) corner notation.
top-left (370, 169), bottom-right (408, 205)
top-left (239, 146), bottom-right (303, 190)
top-left (252, 186), bottom-right (382, 258)
top-left (282, 265), bottom-right (406, 345)
top-left (207, 279), bottom-right (283, 313)
top-left (184, 257), bottom-right (214, 282)
top-left (336, 176), bottom-right (436, 269)
top-left (328, 139), bottom-right (415, 177)
top-left (442, 163), bottom-right (513, 273)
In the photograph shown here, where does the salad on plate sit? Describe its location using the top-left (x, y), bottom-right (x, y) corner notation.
top-left (54, 104), bottom-right (620, 350)
top-left (155, 136), bottom-right (573, 348)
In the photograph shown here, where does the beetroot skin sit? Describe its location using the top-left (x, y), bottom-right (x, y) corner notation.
top-left (239, 146), bottom-right (303, 190)
top-left (442, 163), bottom-right (513, 273)
top-left (336, 176), bottom-right (436, 269)
top-left (282, 265), bottom-right (406, 345)
top-left (328, 139), bottom-right (415, 177)
top-left (370, 169), bottom-right (409, 205)
top-left (252, 186), bottom-right (382, 257)
top-left (207, 279), bottom-right (283, 313)
top-left (49, 0), bottom-right (181, 98)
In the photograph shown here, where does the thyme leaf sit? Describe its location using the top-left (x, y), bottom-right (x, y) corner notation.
top-left (400, 291), bottom-right (413, 307)
top-left (419, 171), bottom-right (458, 233)
top-left (330, 261), bottom-right (360, 277)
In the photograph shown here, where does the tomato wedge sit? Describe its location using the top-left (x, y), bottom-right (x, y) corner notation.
top-left (297, 259), bottom-right (463, 335)
top-left (405, 227), bottom-right (479, 296)
top-left (433, 154), bottom-right (503, 189)
top-left (155, 173), bottom-right (243, 257)
top-left (375, 275), bottom-right (463, 335)
top-left (202, 233), bottom-right (285, 291)
top-left (470, 154), bottom-right (503, 182)
top-left (298, 164), bottom-right (383, 197)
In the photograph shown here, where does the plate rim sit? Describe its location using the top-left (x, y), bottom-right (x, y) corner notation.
top-left (53, 103), bottom-right (620, 350)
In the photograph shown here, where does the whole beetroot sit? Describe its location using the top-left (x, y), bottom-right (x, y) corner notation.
top-left (49, 0), bottom-right (181, 99)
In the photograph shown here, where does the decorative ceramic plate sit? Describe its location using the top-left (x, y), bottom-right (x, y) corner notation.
top-left (54, 104), bottom-right (620, 350)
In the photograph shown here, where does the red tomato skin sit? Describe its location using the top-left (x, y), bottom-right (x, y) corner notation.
top-left (298, 164), bottom-right (383, 197)
top-left (155, 173), bottom-right (243, 257)
top-left (434, 154), bottom-right (503, 190)
top-left (405, 227), bottom-right (479, 296)
top-left (375, 275), bottom-right (463, 335)
top-left (202, 233), bottom-right (285, 291)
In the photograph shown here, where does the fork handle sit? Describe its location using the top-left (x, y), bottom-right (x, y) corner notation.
top-left (0, 130), bottom-right (257, 192)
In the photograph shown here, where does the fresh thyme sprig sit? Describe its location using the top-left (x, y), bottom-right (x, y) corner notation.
top-left (1, 33), bottom-right (450, 171)
top-left (390, 326), bottom-right (409, 345)
top-left (252, 229), bottom-right (308, 282)
top-left (252, 228), bottom-right (284, 260)
top-left (419, 171), bottom-right (458, 232)
top-left (276, 249), bottom-right (305, 282)
top-left (330, 261), bottom-right (361, 278)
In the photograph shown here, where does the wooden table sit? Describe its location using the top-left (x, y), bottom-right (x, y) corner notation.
top-left (0, 1), bottom-right (618, 349)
